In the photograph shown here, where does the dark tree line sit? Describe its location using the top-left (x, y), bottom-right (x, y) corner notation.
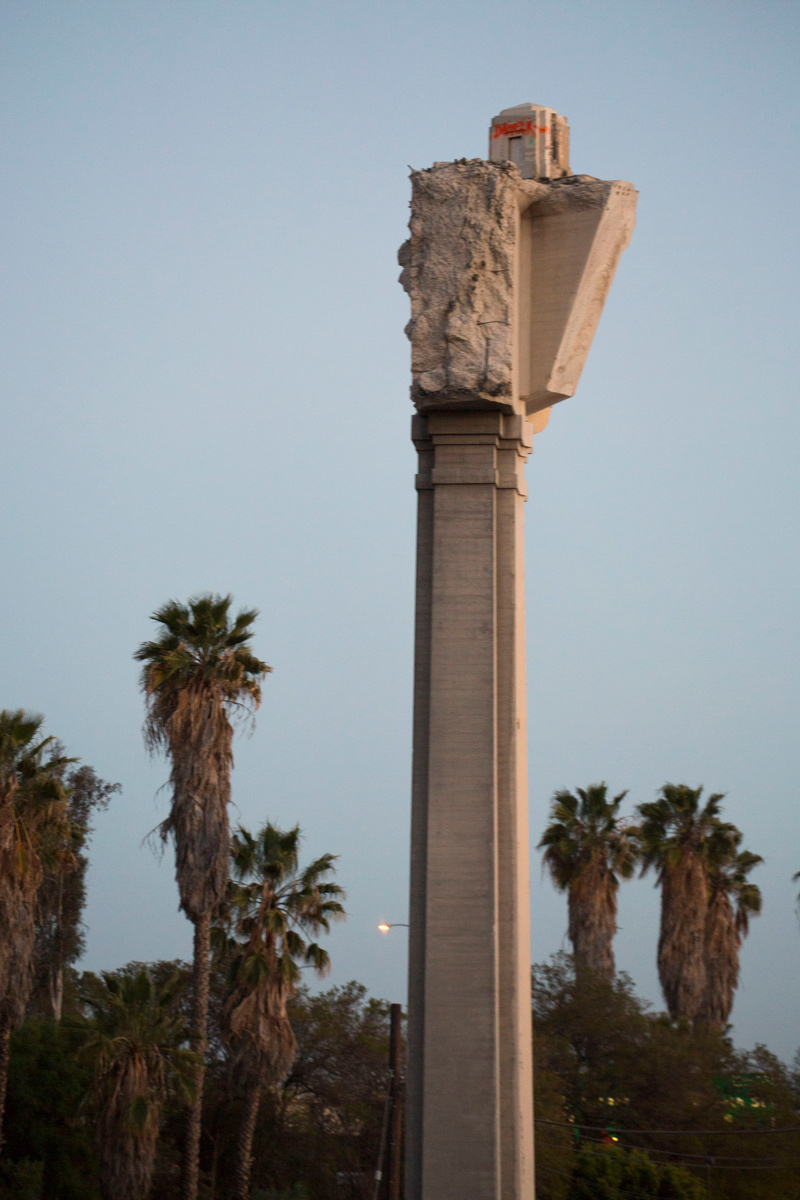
top-left (531, 954), bottom-right (800, 1200)
top-left (4, 956), bottom-right (800, 1199)
top-left (2, 974), bottom-right (393, 1200)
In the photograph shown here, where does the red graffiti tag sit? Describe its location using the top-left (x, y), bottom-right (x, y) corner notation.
top-left (491, 119), bottom-right (549, 139)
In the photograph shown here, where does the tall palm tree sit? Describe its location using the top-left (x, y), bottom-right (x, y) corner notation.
top-left (697, 843), bottom-right (762, 1031)
top-left (134, 594), bottom-right (271, 1200)
top-left (80, 967), bottom-right (197, 1200)
top-left (538, 784), bottom-right (636, 980)
top-left (0, 709), bottom-right (69, 1153)
top-left (216, 823), bottom-right (345, 1200)
top-left (636, 784), bottom-right (739, 1022)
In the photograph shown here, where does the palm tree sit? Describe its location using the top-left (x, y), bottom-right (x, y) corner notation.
top-left (216, 823), bottom-right (345, 1200)
top-left (134, 594), bottom-right (271, 1200)
top-left (636, 784), bottom-right (739, 1022)
top-left (0, 709), bottom-right (69, 1153)
top-left (697, 843), bottom-right (762, 1031)
top-left (80, 967), bottom-right (197, 1200)
top-left (538, 784), bottom-right (636, 980)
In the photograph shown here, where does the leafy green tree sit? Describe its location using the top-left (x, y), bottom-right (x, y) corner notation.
top-left (534, 953), bottom-right (711, 1134)
top-left (532, 1033), bottom-right (575, 1200)
top-left (0, 1156), bottom-right (44, 1199)
top-left (570, 1145), bottom-right (706, 1199)
top-left (249, 982), bottom-right (393, 1200)
top-left (0, 710), bottom-right (70, 1152)
top-left (134, 593), bottom-right (270, 1200)
top-left (171, 977), bottom-right (393, 1200)
top-left (698, 843), bottom-right (762, 1031)
top-left (636, 785), bottom-right (739, 1021)
top-left (2, 1016), bottom-right (99, 1199)
top-left (538, 785), bottom-right (636, 979)
top-left (216, 824), bottom-right (345, 1200)
top-left (79, 967), bottom-right (197, 1200)
top-left (532, 953), bottom-right (800, 1200)
top-left (29, 764), bottom-right (119, 1021)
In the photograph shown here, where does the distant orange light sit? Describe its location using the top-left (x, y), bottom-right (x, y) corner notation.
top-left (378, 924), bottom-right (391, 933)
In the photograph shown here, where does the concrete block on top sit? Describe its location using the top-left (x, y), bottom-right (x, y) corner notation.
top-left (399, 151), bottom-right (636, 419)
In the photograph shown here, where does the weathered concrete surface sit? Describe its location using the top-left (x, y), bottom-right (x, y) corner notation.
top-left (399, 160), bottom-right (544, 414)
top-left (399, 159), bottom-right (636, 417)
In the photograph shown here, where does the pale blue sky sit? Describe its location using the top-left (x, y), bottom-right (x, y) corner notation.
top-left (2, 0), bottom-right (799, 1059)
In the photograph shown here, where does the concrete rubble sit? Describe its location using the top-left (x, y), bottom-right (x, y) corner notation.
top-left (399, 158), bottom-right (637, 416)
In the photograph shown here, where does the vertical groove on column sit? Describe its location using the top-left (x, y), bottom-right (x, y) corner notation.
top-left (406, 421), bottom-right (434, 1200)
top-left (495, 439), bottom-right (535, 1199)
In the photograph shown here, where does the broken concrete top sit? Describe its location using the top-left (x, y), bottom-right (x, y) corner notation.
top-left (399, 158), bottom-right (636, 418)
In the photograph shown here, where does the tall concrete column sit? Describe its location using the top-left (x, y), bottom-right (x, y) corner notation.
top-left (400, 107), bottom-right (636, 1200)
top-left (408, 410), bottom-right (534, 1200)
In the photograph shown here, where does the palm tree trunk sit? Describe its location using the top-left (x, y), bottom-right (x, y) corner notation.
top-left (48, 965), bottom-right (64, 1022)
top-left (184, 913), bottom-right (211, 1200)
top-left (50, 869), bottom-right (65, 1020)
top-left (235, 1083), bottom-right (262, 1200)
top-left (0, 1023), bottom-right (10, 1158)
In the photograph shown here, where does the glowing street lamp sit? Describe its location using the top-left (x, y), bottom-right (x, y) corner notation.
top-left (378, 923), bottom-right (409, 933)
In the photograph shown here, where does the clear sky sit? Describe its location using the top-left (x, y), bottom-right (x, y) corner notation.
top-left (2, 0), bottom-right (799, 1060)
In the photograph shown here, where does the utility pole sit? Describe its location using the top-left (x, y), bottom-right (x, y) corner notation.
top-left (387, 1003), bottom-right (403, 1200)
top-left (375, 1003), bottom-right (404, 1200)
top-left (399, 105), bottom-right (636, 1200)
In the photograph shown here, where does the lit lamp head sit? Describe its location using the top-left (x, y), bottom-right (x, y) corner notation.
top-left (378, 923), bottom-right (391, 934)
top-left (488, 103), bottom-right (570, 180)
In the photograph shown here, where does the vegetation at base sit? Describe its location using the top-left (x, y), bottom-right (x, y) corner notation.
top-left (533, 954), bottom-right (800, 1200)
top-left (569, 1145), bottom-right (706, 1199)
top-left (135, 973), bottom-right (394, 1200)
top-left (3, 956), bottom-right (799, 1199)
top-left (1, 1017), bottom-right (99, 1199)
